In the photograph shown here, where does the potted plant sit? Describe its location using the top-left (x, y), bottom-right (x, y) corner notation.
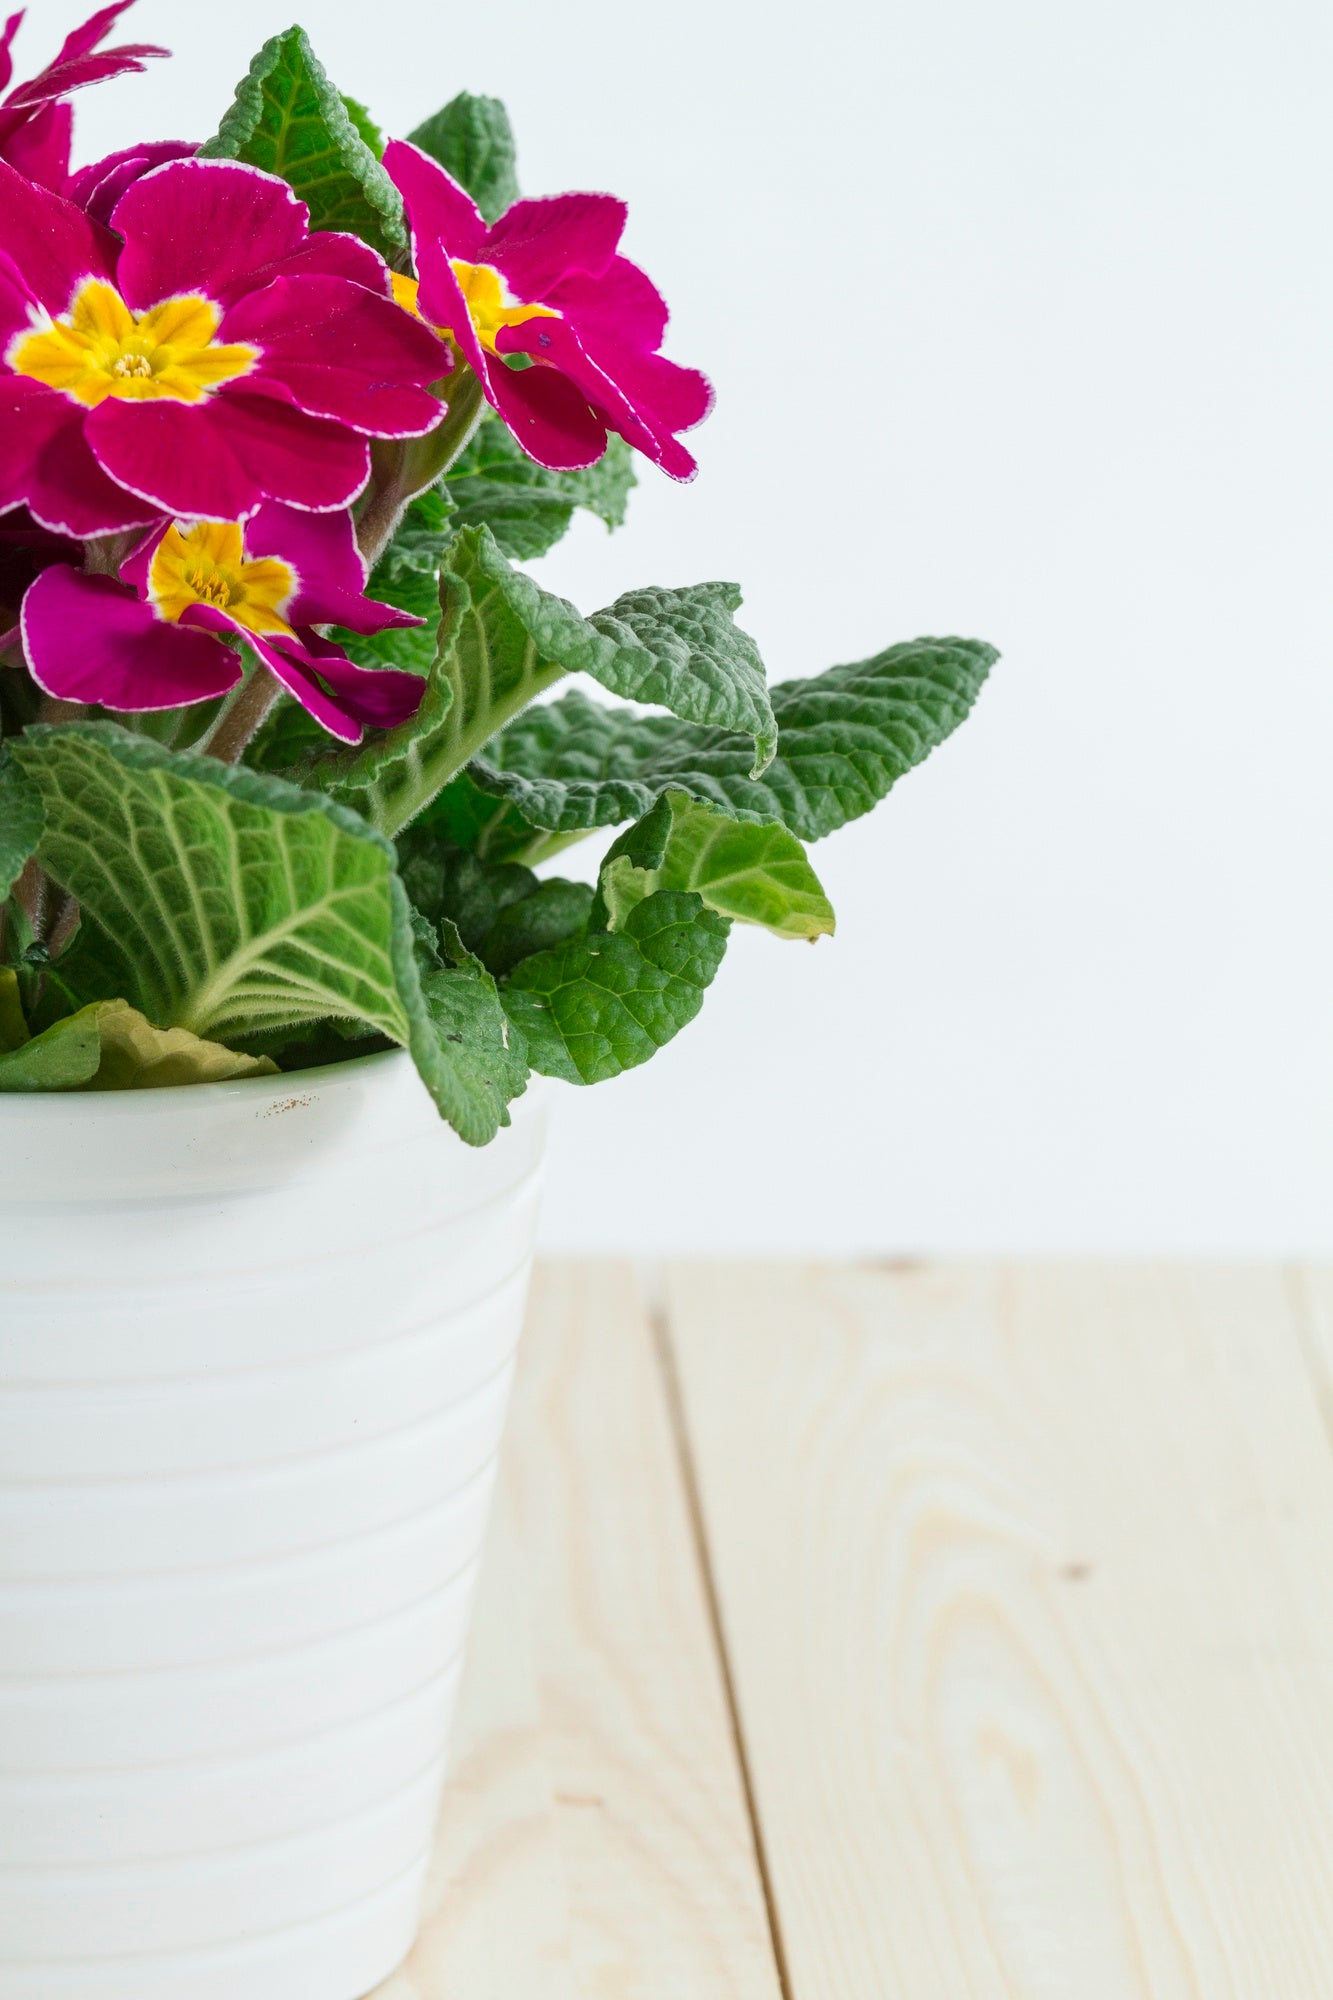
top-left (0, 10), bottom-right (996, 1997)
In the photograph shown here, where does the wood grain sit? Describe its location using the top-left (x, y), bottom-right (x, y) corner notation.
top-left (378, 1260), bottom-right (783, 2000)
top-left (664, 1261), bottom-right (1333, 1999)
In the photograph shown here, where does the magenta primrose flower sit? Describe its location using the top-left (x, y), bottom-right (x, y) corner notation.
top-left (384, 140), bottom-right (712, 480)
top-left (65, 139), bottom-right (197, 226)
top-left (0, 3), bottom-right (166, 191)
top-left (21, 504), bottom-right (427, 744)
top-left (0, 156), bottom-right (451, 538)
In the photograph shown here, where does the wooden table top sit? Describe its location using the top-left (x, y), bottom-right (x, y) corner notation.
top-left (374, 1260), bottom-right (1333, 1999)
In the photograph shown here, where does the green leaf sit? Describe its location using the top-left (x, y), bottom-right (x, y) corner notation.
top-left (583, 581), bottom-right (775, 777)
top-left (15, 724), bottom-right (412, 1045)
top-left (408, 766), bottom-right (546, 865)
top-left (341, 94), bottom-right (385, 160)
top-left (397, 839), bottom-right (536, 953)
top-left (0, 997), bottom-right (277, 1093)
top-left (408, 92), bottom-right (519, 223)
top-left (319, 526), bottom-right (573, 836)
top-left (478, 878), bottom-right (596, 977)
top-left (465, 636), bottom-right (997, 843)
top-left (443, 422), bottom-right (636, 561)
top-left (0, 1003), bottom-right (100, 1089)
top-left (10, 724), bottom-right (526, 1144)
top-left (408, 955), bottom-right (530, 1134)
top-left (0, 966), bottom-right (27, 1049)
top-left (322, 529), bottom-right (776, 837)
top-left (201, 27), bottom-right (406, 257)
top-left (245, 693), bottom-right (332, 779)
top-left (500, 890), bottom-right (728, 1085)
top-left (0, 743), bottom-right (43, 899)
top-left (599, 790), bottom-right (835, 940)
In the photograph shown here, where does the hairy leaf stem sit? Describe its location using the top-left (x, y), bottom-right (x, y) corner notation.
top-left (202, 665), bottom-right (282, 765)
top-left (356, 364), bottom-right (486, 570)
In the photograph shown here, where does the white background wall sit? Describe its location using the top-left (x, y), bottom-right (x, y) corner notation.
top-left (62, 0), bottom-right (1332, 1252)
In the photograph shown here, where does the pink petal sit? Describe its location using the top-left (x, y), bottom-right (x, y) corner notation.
top-left (0, 376), bottom-right (155, 536)
top-left (498, 318), bottom-right (707, 480)
top-left (243, 500), bottom-right (367, 608)
top-left (601, 344), bottom-right (714, 440)
top-left (22, 564), bottom-right (240, 710)
top-left (0, 159), bottom-right (116, 314)
top-left (187, 616), bottom-right (423, 744)
top-left (65, 140), bottom-right (195, 225)
top-left (85, 392), bottom-right (370, 519)
top-left (221, 274), bottom-right (448, 439)
top-left (112, 159), bottom-right (310, 313)
top-left (280, 629), bottom-right (426, 731)
top-left (53, 2), bottom-right (139, 65)
top-left (408, 243), bottom-right (491, 387)
top-left (0, 242), bottom-right (38, 348)
top-left (485, 355), bottom-right (607, 471)
top-left (0, 98), bottom-right (71, 188)
top-left (0, 14), bottom-right (23, 95)
top-left (241, 503), bottom-right (416, 633)
top-left (3, 44), bottom-right (165, 110)
top-left (545, 255), bottom-right (669, 353)
top-left (487, 192), bottom-right (627, 300)
top-left (273, 232), bottom-right (393, 296)
top-left (383, 140), bottom-right (489, 267)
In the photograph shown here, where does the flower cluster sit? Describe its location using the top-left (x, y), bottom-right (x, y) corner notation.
top-left (0, 3), bottom-right (710, 746)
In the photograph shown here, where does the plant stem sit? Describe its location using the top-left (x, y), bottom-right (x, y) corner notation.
top-left (511, 826), bottom-right (596, 869)
top-left (37, 693), bottom-right (85, 726)
top-left (356, 365), bottom-right (487, 570)
top-left (202, 665), bottom-right (281, 766)
top-left (82, 532), bottom-right (136, 578)
top-left (13, 857), bottom-right (46, 935)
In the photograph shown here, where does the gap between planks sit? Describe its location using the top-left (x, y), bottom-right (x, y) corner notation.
top-left (663, 1259), bottom-right (1333, 2000)
top-left (645, 1275), bottom-right (797, 2000)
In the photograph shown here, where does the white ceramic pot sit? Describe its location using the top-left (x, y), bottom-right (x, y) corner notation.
top-left (0, 1051), bottom-right (549, 2000)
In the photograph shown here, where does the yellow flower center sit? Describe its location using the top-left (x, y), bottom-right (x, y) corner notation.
top-left (148, 521), bottom-right (296, 637)
top-left (8, 279), bottom-right (258, 408)
top-left (392, 263), bottom-right (556, 356)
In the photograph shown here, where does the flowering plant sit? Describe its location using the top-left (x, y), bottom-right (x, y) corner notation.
top-left (0, 13), bottom-right (996, 1139)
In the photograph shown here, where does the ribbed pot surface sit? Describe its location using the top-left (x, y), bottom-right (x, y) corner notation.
top-left (0, 1052), bottom-right (548, 2000)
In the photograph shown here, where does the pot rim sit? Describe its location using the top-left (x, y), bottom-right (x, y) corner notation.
top-left (0, 1045), bottom-right (549, 1118)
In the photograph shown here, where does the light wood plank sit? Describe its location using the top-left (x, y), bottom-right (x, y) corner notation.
top-left (665, 1260), bottom-right (1333, 1999)
top-left (373, 1480), bottom-right (577, 2000)
top-left (380, 1260), bottom-right (784, 2000)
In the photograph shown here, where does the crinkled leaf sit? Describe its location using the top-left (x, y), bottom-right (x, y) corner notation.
top-left (0, 742), bottom-right (42, 899)
top-left (398, 839), bottom-right (536, 954)
top-left (443, 422), bottom-right (636, 561)
top-left (599, 789), bottom-right (835, 940)
top-left (411, 766), bottom-right (545, 864)
top-left (0, 997), bottom-right (276, 1093)
top-left (464, 636), bottom-right (996, 843)
top-left (246, 694), bottom-right (332, 779)
top-left (501, 889), bottom-right (728, 1085)
top-left (585, 581), bottom-right (775, 776)
top-left (409, 957), bottom-right (529, 1128)
top-left (15, 724), bottom-right (413, 1046)
top-left (11, 725), bottom-right (523, 1142)
top-left (321, 528), bottom-right (775, 837)
top-left (341, 94), bottom-right (385, 160)
top-left (201, 26), bottom-right (406, 257)
top-left (319, 526), bottom-right (574, 836)
top-left (408, 91), bottom-right (519, 223)
top-left (479, 878), bottom-right (596, 978)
